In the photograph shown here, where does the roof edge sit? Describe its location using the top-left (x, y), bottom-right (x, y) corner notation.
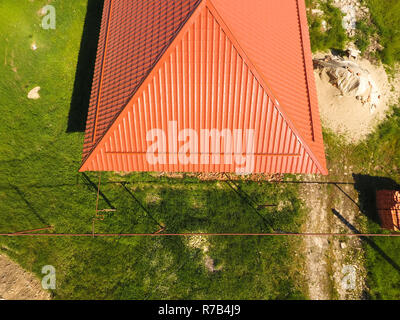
top-left (296, 0), bottom-right (328, 174)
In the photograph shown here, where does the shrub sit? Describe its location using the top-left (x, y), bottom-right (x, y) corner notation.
top-left (366, 0), bottom-right (400, 65)
top-left (307, 0), bottom-right (348, 52)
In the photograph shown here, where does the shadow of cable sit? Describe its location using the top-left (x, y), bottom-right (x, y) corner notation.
top-left (332, 208), bottom-right (400, 274)
top-left (333, 183), bottom-right (362, 211)
top-left (223, 179), bottom-right (274, 231)
top-left (81, 173), bottom-right (115, 209)
top-left (67, 0), bottom-right (104, 132)
top-left (0, 178), bottom-right (357, 191)
top-left (119, 182), bottom-right (164, 229)
top-left (11, 185), bottom-right (48, 226)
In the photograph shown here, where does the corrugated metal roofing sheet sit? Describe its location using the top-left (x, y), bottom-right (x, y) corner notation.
top-left (81, 0), bottom-right (327, 174)
top-left (82, 0), bottom-right (201, 160)
top-left (209, 0), bottom-right (326, 169)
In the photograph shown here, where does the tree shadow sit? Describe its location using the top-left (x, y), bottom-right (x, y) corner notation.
top-left (353, 174), bottom-right (400, 225)
top-left (66, 0), bottom-right (104, 132)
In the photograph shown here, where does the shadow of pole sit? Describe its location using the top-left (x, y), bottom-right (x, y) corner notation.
top-left (67, 0), bottom-right (104, 132)
top-left (81, 173), bottom-right (115, 209)
top-left (120, 183), bottom-right (164, 229)
top-left (332, 208), bottom-right (400, 274)
top-left (10, 185), bottom-right (48, 226)
top-left (223, 179), bottom-right (274, 231)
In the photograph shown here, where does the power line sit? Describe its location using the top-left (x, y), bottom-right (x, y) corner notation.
top-left (1, 232), bottom-right (400, 237)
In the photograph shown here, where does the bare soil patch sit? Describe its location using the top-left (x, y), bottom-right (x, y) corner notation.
top-left (0, 254), bottom-right (51, 300)
top-left (300, 176), bottom-right (331, 300)
top-left (299, 173), bottom-right (367, 300)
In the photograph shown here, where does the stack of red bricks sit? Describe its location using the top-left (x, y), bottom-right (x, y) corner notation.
top-left (376, 190), bottom-right (400, 231)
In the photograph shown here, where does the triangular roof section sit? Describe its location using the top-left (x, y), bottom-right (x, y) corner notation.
top-left (81, 0), bottom-right (328, 174)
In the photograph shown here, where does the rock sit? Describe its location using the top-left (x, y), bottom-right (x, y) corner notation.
top-left (341, 5), bottom-right (357, 33)
top-left (347, 46), bottom-right (361, 60)
top-left (311, 9), bottom-right (324, 16)
top-left (332, 0), bottom-right (371, 37)
top-left (27, 87), bottom-right (41, 100)
top-left (38, 7), bottom-right (47, 16)
top-left (204, 255), bottom-right (215, 272)
top-left (321, 20), bottom-right (328, 32)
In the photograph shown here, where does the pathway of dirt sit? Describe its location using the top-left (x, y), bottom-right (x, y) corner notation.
top-left (300, 172), bottom-right (367, 300)
top-left (0, 254), bottom-right (51, 300)
top-left (300, 176), bottom-right (331, 300)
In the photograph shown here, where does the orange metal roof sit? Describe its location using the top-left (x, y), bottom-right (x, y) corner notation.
top-left (81, 0), bottom-right (328, 174)
top-left (82, 0), bottom-right (202, 160)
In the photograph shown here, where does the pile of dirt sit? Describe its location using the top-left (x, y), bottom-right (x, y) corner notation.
top-left (0, 255), bottom-right (51, 300)
top-left (313, 53), bottom-right (397, 142)
top-left (314, 55), bottom-right (382, 114)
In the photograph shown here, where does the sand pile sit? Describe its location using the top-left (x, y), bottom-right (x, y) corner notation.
top-left (313, 53), bottom-right (396, 142)
top-left (314, 56), bottom-right (381, 114)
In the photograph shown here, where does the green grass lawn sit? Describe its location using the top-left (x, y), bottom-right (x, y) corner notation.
top-left (0, 1), bottom-right (305, 299)
top-left (365, 0), bottom-right (400, 65)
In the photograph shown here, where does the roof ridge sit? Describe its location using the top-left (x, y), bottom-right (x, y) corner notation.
top-left (81, 0), bottom-right (327, 174)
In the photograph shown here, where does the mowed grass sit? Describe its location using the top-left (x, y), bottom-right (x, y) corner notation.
top-left (0, 1), bottom-right (305, 299)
